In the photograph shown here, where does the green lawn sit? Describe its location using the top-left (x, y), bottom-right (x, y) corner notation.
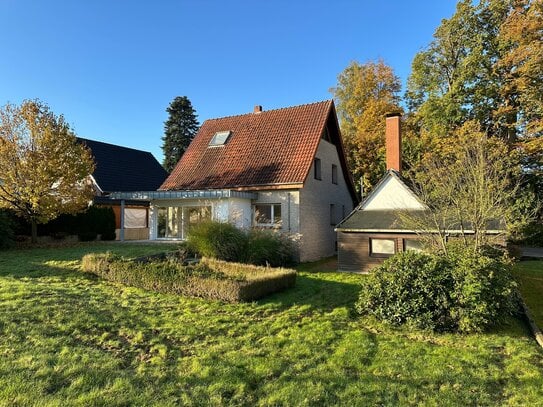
top-left (513, 260), bottom-right (543, 329)
top-left (1, 243), bottom-right (542, 406)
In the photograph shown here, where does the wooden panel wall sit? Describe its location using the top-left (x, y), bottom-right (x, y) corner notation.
top-left (337, 232), bottom-right (418, 273)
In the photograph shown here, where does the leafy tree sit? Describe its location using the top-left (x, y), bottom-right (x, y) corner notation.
top-left (406, 0), bottom-right (543, 240)
top-left (162, 96), bottom-right (199, 173)
top-left (401, 121), bottom-right (536, 253)
top-left (406, 0), bottom-right (542, 163)
top-left (0, 100), bottom-right (95, 243)
top-left (331, 60), bottom-right (402, 193)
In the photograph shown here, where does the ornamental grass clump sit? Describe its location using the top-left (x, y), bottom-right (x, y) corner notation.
top-left (186, 220), bottom-right (298, 267)
top-left (356, 246), bottom-right (518, 333)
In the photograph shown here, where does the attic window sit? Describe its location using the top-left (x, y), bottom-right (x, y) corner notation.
top-left (209, 131), bottom-right (232, 146)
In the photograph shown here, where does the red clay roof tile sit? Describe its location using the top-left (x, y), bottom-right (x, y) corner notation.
top-left (160, 100), bottom-right (335, 191)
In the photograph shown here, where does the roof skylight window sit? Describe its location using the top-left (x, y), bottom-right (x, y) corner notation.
top-left (209, 130), bottom-right (232, 146)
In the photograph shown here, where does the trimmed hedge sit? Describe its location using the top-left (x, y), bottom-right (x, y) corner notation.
top-left (81, 252), bottom-right (296, 302)
top-left (13, 205), bottom-right (116, 241)
top-left (0, 209), bottom-right (15, 249)
top-left (356, 247), bottom-right (518, 333)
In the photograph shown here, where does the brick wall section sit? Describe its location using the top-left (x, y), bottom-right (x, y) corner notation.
top-left (299, 139), bottom-right (355, 262)
top-left (385, 114), bottom-right (402, 173)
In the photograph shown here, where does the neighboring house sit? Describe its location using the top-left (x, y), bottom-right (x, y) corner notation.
top-left (112, 100), bottom-right (358, 261)
top-left (78, 138), bottom-right (168, 240)
top-left (335, 114), bottom-right (504, 272)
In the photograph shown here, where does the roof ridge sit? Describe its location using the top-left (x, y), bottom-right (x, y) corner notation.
top-left (77, 137), bottom-right (154, 155)
top-left (204, 99), bottom-right (332, 122)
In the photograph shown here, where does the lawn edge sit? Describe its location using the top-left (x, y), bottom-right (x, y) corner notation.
top-left (520, 298), bottom-right (543, 349)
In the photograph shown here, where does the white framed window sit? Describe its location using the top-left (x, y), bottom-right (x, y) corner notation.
top-left (254, 203), bottom-right (282, 228)
top-left (404, 238), bottom-right (424, 252)
top-left (157, 205), bottom-right (211, 239)
top-left (370, 238), bottom-right (395, 256)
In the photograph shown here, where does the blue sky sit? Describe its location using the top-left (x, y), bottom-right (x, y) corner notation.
top-left (0, 1), bottom-right (458, 163)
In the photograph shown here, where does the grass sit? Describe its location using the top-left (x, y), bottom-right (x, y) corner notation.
top-left (0, 243), bottom-right (542, 405)
top-left (513, 260), bottom-right (543, 328)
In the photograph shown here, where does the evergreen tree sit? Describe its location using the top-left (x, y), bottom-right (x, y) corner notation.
top-left (162, 96), bottom-right (199, 172)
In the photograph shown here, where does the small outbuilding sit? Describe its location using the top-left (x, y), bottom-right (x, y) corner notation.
top-left (335, 114), bottom-right (504, 272)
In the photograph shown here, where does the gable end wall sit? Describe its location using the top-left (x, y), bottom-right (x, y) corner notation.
top-left (299, 139), bottom-right (355, 262)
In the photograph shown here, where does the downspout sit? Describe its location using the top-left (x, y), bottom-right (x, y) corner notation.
top-left (120, 199), bottom-right (125, 242)
top-left (287, 192), bottom-right (291, 232)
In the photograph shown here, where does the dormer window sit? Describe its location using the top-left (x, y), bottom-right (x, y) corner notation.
top-left (209, 131), bottom-right (232, 147)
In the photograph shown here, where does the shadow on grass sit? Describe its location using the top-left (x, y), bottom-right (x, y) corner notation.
top-left (259, 273), bottom-right (363, 312)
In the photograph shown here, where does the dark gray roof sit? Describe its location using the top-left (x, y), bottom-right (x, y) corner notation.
top-left (336, 209), bottom-right (412, 231)
top-left (79, 138), bottom-right (168, 192)
top-left (336, 209), bottom-right (504, 233)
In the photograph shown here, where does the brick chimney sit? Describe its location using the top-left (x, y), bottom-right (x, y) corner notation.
top-left (385, 113), bottom-right (402, 173)
top-left (253, 105), bottom-right (263, 113)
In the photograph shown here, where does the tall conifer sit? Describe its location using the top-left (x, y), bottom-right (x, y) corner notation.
top-left (162, 96), bottom-right (199, 172)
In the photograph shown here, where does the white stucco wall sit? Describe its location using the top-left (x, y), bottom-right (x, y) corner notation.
top-left (299, 139), bottom-right (355, 262)
top-left (228, 198), bottom-right (252, 229)
top-left (362, 176), bottom-right (425, 210)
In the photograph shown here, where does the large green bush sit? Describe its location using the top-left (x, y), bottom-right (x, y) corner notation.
top-left (187, 221), bottom-right (298, 267)
top-left (447, 246), bottom-right (518, 332)
top-left (356, 247), bottom-right (518, 333)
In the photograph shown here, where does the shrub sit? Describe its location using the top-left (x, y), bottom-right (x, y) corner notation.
top-left (447, 246), bottom-right (518, 332)
top-left (81, 252), bottom-right (296, 302)
top-left (186, 221), bottom-right (247, 262)
top-left (356, 251), bottom-right (454, 331)
top-left (0, 209), bottom-right (15, 249)
top-left (356, 246), bottom-right (518, 333)
top-left (78, 206), bottom-right (116, 241)
top-left (187, 220), bottom-right (298, 267)
top-left (244, 229), bottom-right (297, 267)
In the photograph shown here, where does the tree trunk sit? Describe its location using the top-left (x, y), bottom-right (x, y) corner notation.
top-left (31, 219), bottom-right (38, 244)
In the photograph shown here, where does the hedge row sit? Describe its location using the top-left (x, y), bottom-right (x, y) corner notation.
top-left (9, 205), bottom-right (116, 242)
top-left (81, 252), bottom-right (296, 302)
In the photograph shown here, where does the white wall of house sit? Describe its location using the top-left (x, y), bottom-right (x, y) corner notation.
top-left (362, 176), bottom-right (425, 210)
top-left (228, 198), bottom-right (252, 229)
top-left (299, 139), bottom-right (355, 262)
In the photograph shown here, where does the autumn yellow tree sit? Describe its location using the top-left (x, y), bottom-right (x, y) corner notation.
top-left (331, 60), bottom-right (402, 193)
top-left (0, 100), bottom-right (95, 243)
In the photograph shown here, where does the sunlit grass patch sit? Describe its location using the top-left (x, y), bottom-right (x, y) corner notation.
top-left (0, 243), bottom-right (541, 405)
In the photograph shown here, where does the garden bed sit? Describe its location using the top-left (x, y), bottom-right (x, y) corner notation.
top-left (81, 252), bottom-right (296, 302)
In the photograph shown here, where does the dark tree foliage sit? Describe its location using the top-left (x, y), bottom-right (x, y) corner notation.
top-left (162, 96), bottom-right (199, 173)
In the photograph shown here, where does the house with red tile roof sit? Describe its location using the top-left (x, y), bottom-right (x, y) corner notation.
top-left (113, 100), bottom-right (357, 261)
